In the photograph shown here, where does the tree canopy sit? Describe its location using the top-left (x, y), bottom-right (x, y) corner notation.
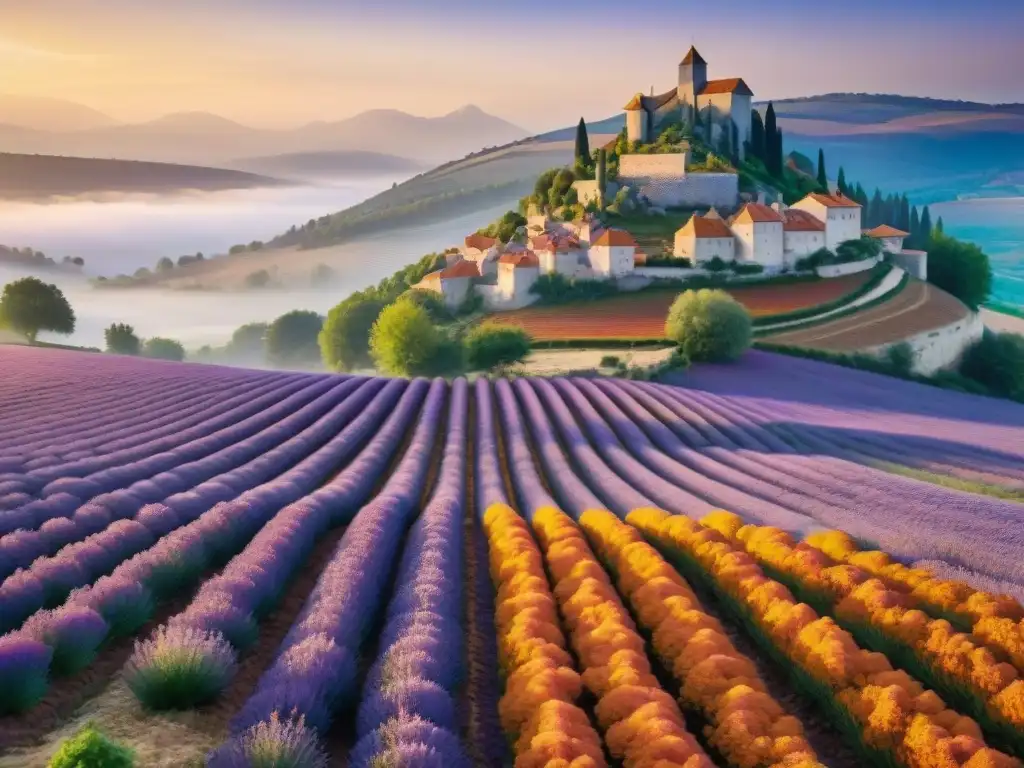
top-left (574, 118), bottom-right (590, 165)
top-left (816, 148), bottom-right (828, 191)
top-left (266, 310), bottom-right (323, 368)
top-left (369, 297), bottom-right (449, 377)
top-left (664, 288), bottom-right (752, 363)
top-left (926, 231), bottom-right (991, 310)
top-left (0, 277), bottom-right (75, 343)
top-left (143, 337), bottom-right (185, 361)
top-left (319, 295), bottom-right (385, 372)
top-left (104, 323), bottom-right (141, 356)
top-left (226, 322), bottom-right (269, 362)
top-left (961, 331), bottom-right (1024, 402)
top-left (464, 322), bottom-right (531, 371)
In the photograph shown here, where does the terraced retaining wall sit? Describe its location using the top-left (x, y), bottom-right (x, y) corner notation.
top-left (869, 310), bottom-right (983, 375)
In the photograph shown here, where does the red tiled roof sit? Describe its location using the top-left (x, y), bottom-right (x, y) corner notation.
top-left (865, 224), bottom-right (910, 238)
top-left (531, 234), bottom-right (579, 252)
top-left (465, 233), bottom-right (499, 251)
top-left (734, 203), bottom-right (784, 224)
top-left (439, 260), bottom-right (480, 279)
top-left (499, 250), bottom-right (540, 268)
top-left (783, 209), bottom-right (826, 233)
top-left (679, 214), bottom-right (733, 239)
top-left (592, 228), bottom-right (637, 247)
top-left (699, 78), bottom-right (753, 96)
top-left (804, 192), bottom-right (861, 209)
top-left (421, 270), bottom-right (442, 284)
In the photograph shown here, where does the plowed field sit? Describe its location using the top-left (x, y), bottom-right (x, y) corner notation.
top-left (489, 271), bottom-right (875, 340)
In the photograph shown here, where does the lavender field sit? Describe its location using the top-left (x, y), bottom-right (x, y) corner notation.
top-left (2, 344), bottom-right (1024, 768)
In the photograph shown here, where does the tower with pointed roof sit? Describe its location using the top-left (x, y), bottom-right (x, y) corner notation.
top-left (678, 46), bottom-right (707, 115)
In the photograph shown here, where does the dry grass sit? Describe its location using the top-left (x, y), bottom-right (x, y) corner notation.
top-left (517, 346), bottom-right (675, 375)
top-left (0, 680), bottom-right (223, 768)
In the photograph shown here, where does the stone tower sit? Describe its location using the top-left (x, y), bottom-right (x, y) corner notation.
top-left (677, 46), bottom-right (707, 112)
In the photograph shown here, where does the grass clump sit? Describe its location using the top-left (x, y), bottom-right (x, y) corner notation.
top-left (48, 723), bottom-right (135, 768)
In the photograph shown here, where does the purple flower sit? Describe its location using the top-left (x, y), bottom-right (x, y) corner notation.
top-left (21, 605), bottom-right (107, 675)
top-left (207, 712), bottom-right (327, 768)
top-left (356, 678), bottom-right (457, 739)
top-left (0, 569), bottom-right (45, 633)
top-left (0, 634), bottom-right (52, 714)
top-left (125, 624), bottom-right (237, 710)
top-left (69, 576), bottom-right (154, 637)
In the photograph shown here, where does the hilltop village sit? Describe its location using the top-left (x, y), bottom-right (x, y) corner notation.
top-left (416, 48), bottom-right (931, 312)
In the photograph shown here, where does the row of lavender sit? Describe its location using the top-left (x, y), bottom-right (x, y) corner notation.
top-left (0, 375), bottom-right (413, 709)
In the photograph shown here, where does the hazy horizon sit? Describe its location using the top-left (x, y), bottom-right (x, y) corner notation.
top-left (4, 0), bottom-right (1023, 133)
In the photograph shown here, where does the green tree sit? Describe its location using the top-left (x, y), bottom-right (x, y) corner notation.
top-left (919, 206), bottom-right (932, 242)
top-left (853, 183), bottom-right (869, 211)
top-left (665, 289), bottom-right (752, 363)
top-left (574, 117), bottom-right (590, 166)
top-left (868, 189), bottom-right (884, 228)
top-left (596, 149), bottom-right (607, 209)
top-left (266, 309), bottom-right (323, 368)
top-left (319, 295), bottom-right (385, 372)
top-left (245, 269), bottom-right (272, 289)
top-left (750, 109), bottom-right (766, 161)
top-left (926, 231), bottom-right (992, 309)
top-left (935, 216), bottom-right (944, 234)
top-left (960, 331), bottom-right (1024, 401)
top-left (836, 236), bottom-right (883, 263)
top-left (764, 103), bottom-right (781, 176)
top-left (898, 195), bottom-right (911, 233)
top-left (816, 148), bottom-right (828, 191)
top-left (143, 338), bottom-right (185, 362)
top-left (370, 297), bottom-right (447, 376)
top-left (0, 277), bottom-right (75, 343)
top-left (226, 322), bottom-right (268, 362)
top-left (104, 323), bottom-right (141, 356)
top-left (836, 166), bottom-right (848, 196)
top-left (464, 322), bottom-right (531, 371)
top-left (909, 207), bottom-right (921, 248)
top-left (155, 257), bottom-right (174, 273)
top-left (703, 108), bottom-right (714, 145)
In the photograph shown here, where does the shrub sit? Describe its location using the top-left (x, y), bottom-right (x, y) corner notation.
top-left (370, 298), bottom-right (446, 377)
top-left (0, 635), bottom-right (52, 714)
top-left (704, 256), bottom-right (727, 273)
top-left (730, 262), bottom-right (764, 276)
top-left (960, 331), bottom-right (1024, 401)
top-left (319, 295), bottom-right (385, 372)
top-left (48, 723), bottom-right (135, 768)
top-left (464, 323), bottom-right (531, 371)
top-left (664, 288), bottom-right (752, 362)
top-left (401, 289), bottom-right (452, 324)
top-left (794, 248), bottom-right (835, 271)
top-left (142, 338), bottom-right (185, 362)
top-left (927, 231), bottom-right (992, 309)
top-left (125, 625), bottom-right (238, 710)
top-left (207, 713), bottom-right (327, 768)
top-left (884, 342), bottom-right (915, 376)
top-left (22, 606), bottom-right (108, 676)
top-left (599, 355), bottom-right (621, 368)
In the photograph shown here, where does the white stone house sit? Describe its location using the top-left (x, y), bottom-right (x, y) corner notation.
top-left (673, 210), bottom-right (735, 262)
top-left (791, 192), bottom-right (862, 250)
top-left (496, 249), bottom-right (541, 305)
top-left (864, 224), bottom-right (909, 253)
top-left (461, 233), bottom-right (502, 276)
top-left (529, 233), bottom-right (585, 278)
top-left (729, 203), bottom-right (785, 268)
top-left (589, 229), bottom-right (639, 278)
top-left (417, 259), bottom-right (480, 309)
top-left (865, 224), bottom-right (928, 280)
top-left (780, 207), bottom-right (827, 264)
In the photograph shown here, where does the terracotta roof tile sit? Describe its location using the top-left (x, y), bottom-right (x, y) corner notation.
top-left (865, 224), bottom-right (910, 238)
top-left (499, 250), bottom-right (540, 268)
top-left (804, 192), bottom-right (861, 209)
top-left (734, 203), bottom-right (784, 224)
top-left (679, 214), bottom-right (733, 239)
top-left (592, 228), bottom-right (638, 247)
top-left (465, 233), bottom-right (499, 251)
top-left (439, 260), bottom-right (480, 279)
top-left (699, 78), bottom-right (753, 96)
top-left (783, 209), bottom-right (826, 232)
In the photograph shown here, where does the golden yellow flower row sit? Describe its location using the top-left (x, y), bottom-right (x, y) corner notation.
top-left (627, 508), bottom-right (1021, 768)
top-left (482, 503), bottom-right (606, 768)
top-left (702, 511), bottom-right (1024, 739)
top-left (578, 508), bottom-right (824, 768)
top-left (530, 505), bottom-right (714, 768)
top-left (806, 531), bottom-right (1024, 676)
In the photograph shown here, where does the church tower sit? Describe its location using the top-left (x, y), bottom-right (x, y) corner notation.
top-left (677, 46), bottom-right (707, 113)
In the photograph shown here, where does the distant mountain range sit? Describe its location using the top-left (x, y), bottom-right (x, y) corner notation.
top-left (0, 98), bottom-right (528, 167)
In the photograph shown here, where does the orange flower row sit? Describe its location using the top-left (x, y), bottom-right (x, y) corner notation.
top-left (701, 511), bottom-right (1024, 738)
top-left (805, 530), bottom-right (1024, 627)
top-left (578, 508), bottom-right (824, 768)
top-left (530, 505), bottom-right (714, 768)
top-left (627, 508), bottom-right (1021, 768)
top-left (805, 531), bottom-right (1024, 676)
top-left (482, 503), bottom-right (606, 768)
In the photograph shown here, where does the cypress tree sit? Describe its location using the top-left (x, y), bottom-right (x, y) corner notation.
top-left (935, 216), bottom-right (944, 234)
top-left (868, 189), bottom-right (884, 228)
top-left (731, 120), bottom-right (740, 165)
top-left (574, 118), bottom-right (590, 165)
top-left (703, 108), bottom-right (714, 145)
top-left (764, 103), bottom-right (778, 173)
top-left (909, 206), bottom-right (921, 248)
top-left (899, 195), bottom-right (911, 233)
top-left (816, 149), bottom-right (828, 191)
top-left (836, 166), bottom-right (848, 196)
top-left (596, 149), bottom-right (607, 210)
top-left (920, 206), bottom-right (933, 244)
top-left (750, 109), bottom-right (766, 162)
top-left (854, 183), bottom-right (868, 210)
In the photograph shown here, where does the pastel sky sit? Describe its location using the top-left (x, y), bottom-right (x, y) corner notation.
top-left (3, 0), bottom-right (1022, 130)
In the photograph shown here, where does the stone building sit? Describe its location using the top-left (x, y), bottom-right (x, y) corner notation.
top-left (791, 192), bottom-right (862, 250)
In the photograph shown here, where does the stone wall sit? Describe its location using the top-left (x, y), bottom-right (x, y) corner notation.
top-left (868, 312), bottom-right (983, 376)
top-left (891, 251), bottom-right (928, 281)
top-left (816, 256), bottom-right (880, 279)
top-left (617, 153), bottom-right (737, 209)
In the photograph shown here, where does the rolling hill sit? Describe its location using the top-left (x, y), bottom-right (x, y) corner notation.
top-left (225, 150), bottom-right (425, 181)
